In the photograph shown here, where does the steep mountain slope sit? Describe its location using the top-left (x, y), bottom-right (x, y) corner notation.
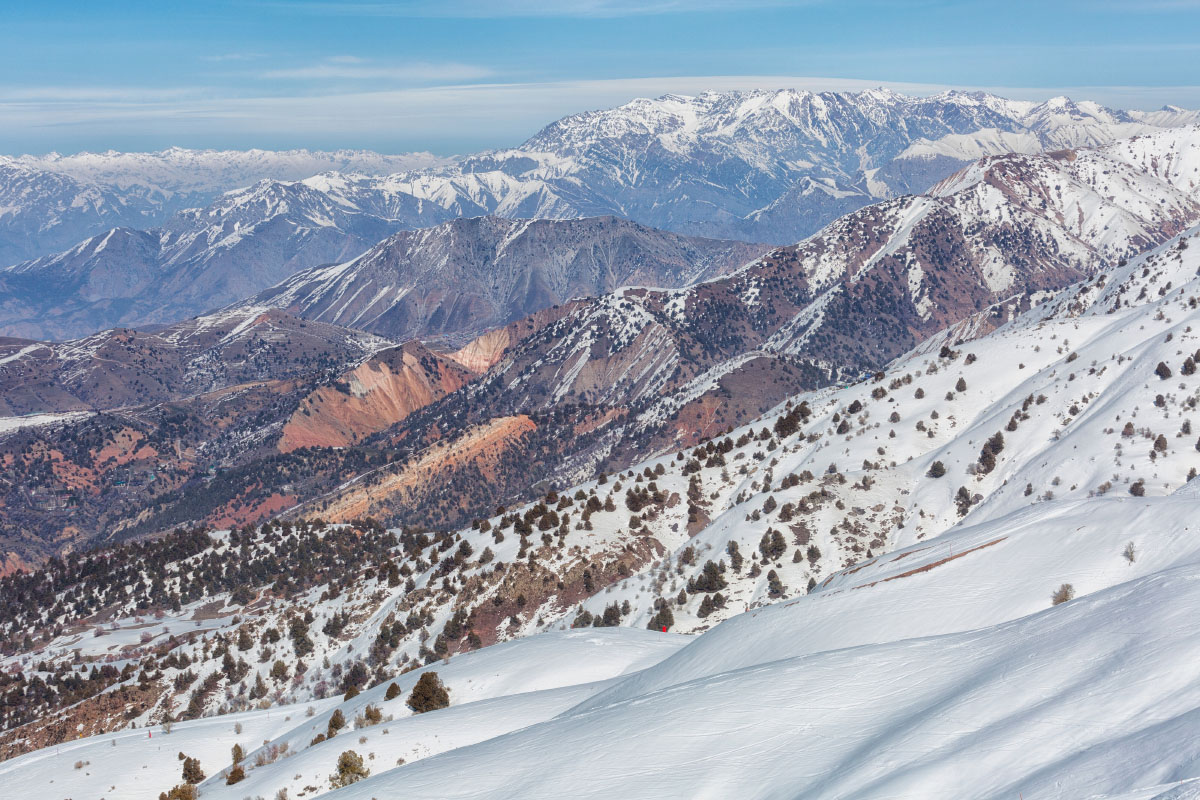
top-left (245, 215), bottom-right (768, 344)
top-left (0, 149), bottom-right (448, 267)
top-left (278, 341), bottom-right (479, 451)
top-left (288, 220), bottom-right (1200, 652)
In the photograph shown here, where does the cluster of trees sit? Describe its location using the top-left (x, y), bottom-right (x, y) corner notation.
top-left (0, 661), bottom-right (130, 732)
top-left (0, 520), bottom-right (409, 657)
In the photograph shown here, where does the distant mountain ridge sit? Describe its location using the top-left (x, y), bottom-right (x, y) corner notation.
top-left (0, 180), bottom-right (451, 341)
top-left (0, 148), bottom-right (451, 266)
top-left (1, 89), bottom-right (1197, 341)
top-left (350, 89), bottom-right (1200, 243)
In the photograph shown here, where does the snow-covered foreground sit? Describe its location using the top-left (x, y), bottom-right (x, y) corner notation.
top-left (0, 629), bottom-right (686, 800)
top-left (9, 488), bottom-right (1200, 799)
top-left (0, 410), bottom-right (91, 433)
top-left (311, 487), bottom-right (1200, 800)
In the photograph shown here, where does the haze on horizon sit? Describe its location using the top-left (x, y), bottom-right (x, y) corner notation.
top-left (3, 0), bottom-right (1200, 155)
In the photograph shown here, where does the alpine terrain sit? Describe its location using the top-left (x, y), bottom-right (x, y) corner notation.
top-left (2, 57), bottom-right (1200, 800)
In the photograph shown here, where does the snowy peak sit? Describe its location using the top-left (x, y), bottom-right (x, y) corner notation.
top-left (412, 88), bottom-right (1200, 243)
top-left (930, 127), bottom-right (1200, 256)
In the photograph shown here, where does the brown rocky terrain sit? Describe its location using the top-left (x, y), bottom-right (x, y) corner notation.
top-left (279, 342), bottom-right (478, 452)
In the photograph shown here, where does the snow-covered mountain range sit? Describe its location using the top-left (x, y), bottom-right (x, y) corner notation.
top-left (299, 89), bottom-right (1200, 247)
top-left (0, 208), bottom-right (762, 342)
top-left (2, 127), bottom-right (1197, 563)
top-left (2, 90), bottom-right (1198, 342)
top-left (9, 147), bottom-right (449, 206)
top-left (0, 178), bottom-right (445, 340)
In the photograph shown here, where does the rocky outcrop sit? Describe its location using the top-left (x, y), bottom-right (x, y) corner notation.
top-left (279, 342), bottom-right (478, 452)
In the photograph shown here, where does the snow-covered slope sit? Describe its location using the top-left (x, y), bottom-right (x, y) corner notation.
top-left (0, 628), bottom-right (685, 800)
top-left (333, 539), bottom-right (1200, 800)
top-left (550, 221), bottom-right (1200, 635)
top-left (6, 218), bottom-right (1200, 800)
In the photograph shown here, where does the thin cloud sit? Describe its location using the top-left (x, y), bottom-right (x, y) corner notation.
top-left (267, 0), bottom-right (821, 18)
top-left (0, 86), bottom-right (215, 102)
top-left (260, 59), bottom-right (492, 82)
top-left (1095, 0), bottom-right (1200, 8)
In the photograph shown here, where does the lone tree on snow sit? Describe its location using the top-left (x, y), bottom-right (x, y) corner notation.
top-left (407, 671), bottom-right (450, 714)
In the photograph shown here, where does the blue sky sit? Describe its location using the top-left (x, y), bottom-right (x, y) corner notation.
top-left (2, 0), bottom-right (1199, 154)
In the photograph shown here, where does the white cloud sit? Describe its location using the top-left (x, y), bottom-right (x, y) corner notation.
top-left (259, 59), bottom-right (492, 82)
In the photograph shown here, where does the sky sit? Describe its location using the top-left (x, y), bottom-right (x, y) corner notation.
top-left (1, 0), bottom-right (1199, 155)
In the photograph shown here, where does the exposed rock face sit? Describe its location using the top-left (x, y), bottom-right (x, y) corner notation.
top-left (279, 342), bottom-right (478, 452)
top-left (301, 415), bottom-right (539, 524)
